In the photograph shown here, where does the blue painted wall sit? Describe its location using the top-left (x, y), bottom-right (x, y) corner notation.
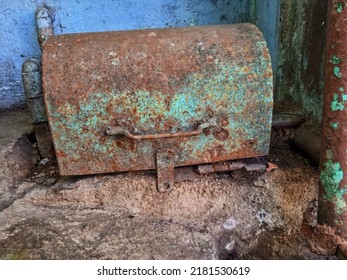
top-left (0, 0), bottom-right (255, 109)
top-left (255, 0), bottom-right (280, 77)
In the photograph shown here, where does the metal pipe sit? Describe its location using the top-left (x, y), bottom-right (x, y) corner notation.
top-left (271, 113), bottom-right (305, 127)
top-left (35, 5), bottom-right (54, 50)
top-left (22, 59), bottom-right (47, 123)
top-left (318, 0), bottom-right (347, 242)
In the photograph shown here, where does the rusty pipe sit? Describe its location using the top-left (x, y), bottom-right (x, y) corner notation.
top-left (318, 0), bottom-right (347, 240)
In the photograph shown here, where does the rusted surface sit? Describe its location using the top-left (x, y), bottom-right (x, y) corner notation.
top-left (319, 0), bottom-right (347, 239)
top-left (156, 150), bottom-right (175, 192)
top-left (42, 24), bottom-right (273, 176)
top-left (196, 158), bottom-right (266, 175)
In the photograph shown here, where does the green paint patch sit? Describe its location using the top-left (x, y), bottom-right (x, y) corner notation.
top-left (331, 93), bottom-right (345, 111)
top-left (331, 122), bottom-right (339, 129)
top-left (320, 160), bottom-right (346, 214)
top-left (343, 94), bottom-right (347, 101)
top-left (339, 87), bottom-right (344, 92)
top-left (330, 55), bottom-right (341, 64)
top-left (336, 2), bottom-right (343, 13)
top-left (334, 66), bottom-right (342, 78)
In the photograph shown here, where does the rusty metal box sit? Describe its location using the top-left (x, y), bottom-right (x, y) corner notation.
top-left (42, 24), bottom-right (273, 191)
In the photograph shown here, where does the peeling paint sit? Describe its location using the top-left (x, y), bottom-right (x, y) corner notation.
top-left (320, 160), bottom-right (346, 214)
top-left (330, 55), bottom-right (341, 64)
top-left (334, 66), bottom-right (342, 78)
top-left (336, 2), bottom-right (343, 13)
top-left (275, 0), bottom-right (327, 125)
top-left (331, 93), bottom-right (345, 111)
top-left (331, 122), bottom-right (339, 129)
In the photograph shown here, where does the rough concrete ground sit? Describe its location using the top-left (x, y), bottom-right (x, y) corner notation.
top-left (0, 109), bottom-right (337, 259)
top-left (0, 109), bottom-right (38, 210)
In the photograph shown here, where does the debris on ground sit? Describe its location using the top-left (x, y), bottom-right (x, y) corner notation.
top-left (0, 113), bottom-right (339, 259)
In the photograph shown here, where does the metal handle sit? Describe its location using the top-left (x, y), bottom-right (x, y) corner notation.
top-left (105, 121), bottom-right (215, 141)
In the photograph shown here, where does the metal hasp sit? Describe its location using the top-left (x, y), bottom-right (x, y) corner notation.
top-left (42, 24), bottom-right (273, 191)
top-left (319, 0), bottom-right (347, 247)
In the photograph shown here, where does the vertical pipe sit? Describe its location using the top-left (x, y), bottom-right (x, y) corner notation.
top-left (35, 6), bottom-right (54, 50)
top-left (22, 59), bottom-right (47, 123)
top-left (21, 6), bottom-right (55, 158)
top-left (319, 0), bottom-right (347, 243)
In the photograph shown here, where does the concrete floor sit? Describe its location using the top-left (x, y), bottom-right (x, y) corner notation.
top-left (0, 109), bottom-right (32, 146)
top-left (0, 109), bottom-right (338, 259)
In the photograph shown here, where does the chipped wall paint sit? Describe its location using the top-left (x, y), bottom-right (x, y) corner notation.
top-left (1, 0), bottom-right (327, 128)
top-left (0, 0), bottom-right (255, 110)
top-left (275, 0), bottom-right (327, 125)
top-left (255, 0), bottom-right (280, 77)
top-left (334, 66), bottom-right (343, 78)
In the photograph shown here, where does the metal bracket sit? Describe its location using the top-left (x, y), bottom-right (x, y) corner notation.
top-left (156, 150), bottom-right (175, 192)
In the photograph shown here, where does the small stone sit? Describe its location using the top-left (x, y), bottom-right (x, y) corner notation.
top-left (222, 218), bottom-right (238, 230)
top-left (252, 177), bottom-right (266, 188)
top-left (225, 239), bottom-right (236, 251)
top-left (45, 178), bottom-right (56, 186)
top-left (34, 177), bottom-right (45, 184)
top-left (39, 158), bottom-right (49, 165)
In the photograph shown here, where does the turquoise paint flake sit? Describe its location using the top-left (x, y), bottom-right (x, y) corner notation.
top-left (334, 66), bottom-right (342, 78)
top-left (320, 160), bottom-right (346, 214)
top-left (331, 122), bottom-right (339, 129)
top-left (330, 55), bottom-right (341, 64)
top-left (331, 93), bottom-right (345, 111)
top-left (339, 87), bottom-right (344, 92)
top-left (336, 2), bottom-right (343, 13)
top-left (343, 94), bottom-right (347, 101)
